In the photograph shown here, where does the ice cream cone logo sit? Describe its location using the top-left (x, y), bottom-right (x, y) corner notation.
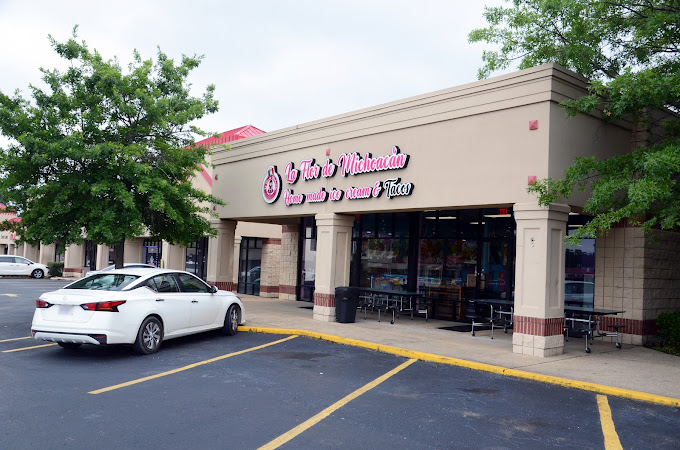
top-left (262, 166), bottom-right (282, 204)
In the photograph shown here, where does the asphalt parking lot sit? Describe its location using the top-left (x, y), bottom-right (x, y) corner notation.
top-left (2, 278), bottom-right (680, 449)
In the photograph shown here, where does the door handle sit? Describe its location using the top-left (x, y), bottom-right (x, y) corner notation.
top-left (155, 298), bottom-right (165, 302)
top-left (192, 300), bottom-right (198, 303)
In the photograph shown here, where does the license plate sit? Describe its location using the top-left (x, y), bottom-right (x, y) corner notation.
top-left (57, 305), bottom-right (74, 316)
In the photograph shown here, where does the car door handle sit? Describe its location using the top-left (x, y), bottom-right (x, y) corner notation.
top-left (192, 300), bottom-right (198, 303)
top-left (155, 298), bottom-right (165, 302)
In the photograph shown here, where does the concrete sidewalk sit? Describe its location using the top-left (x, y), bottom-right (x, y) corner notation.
top-left (238, 295), bottom-right (680, 405)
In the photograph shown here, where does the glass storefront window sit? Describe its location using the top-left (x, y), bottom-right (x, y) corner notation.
top-left (238, 237), bottom-right (262, 296)
top-left (361, 215), bottom-right (376, 238)
top-left (186, 237), bottom-right (208, 280)
top-left (565, 214), bottom-right (595, 307)
top-left (377, 214), bottom-right (393, 238)
top-left (418, 239), bottom-right (478, 290)
top-left (480, 240), bottom-right (511, 298)
top-left (84, 240), bottom-right (96, 270)
top-left (143, 239), bottom-right (162, 267)
top-left (360, 237), bottom-right (409, 290)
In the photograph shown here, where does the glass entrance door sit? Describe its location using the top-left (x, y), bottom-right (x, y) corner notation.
top-left (298, 217), bottom-right (316, 302)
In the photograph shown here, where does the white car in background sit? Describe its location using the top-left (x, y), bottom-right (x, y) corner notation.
top-left (0, 255), bottom-right (49, 278)
top-left (31, 268), bottom-right (245, 354)
top-left (84, 263), bottom-right (155, 277)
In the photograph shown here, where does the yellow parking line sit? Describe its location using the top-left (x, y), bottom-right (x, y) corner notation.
top-left (259, 358), bottom-right (417, 450)
top-left (89, 335), bottom-right (299, 395)
top-left (0, 336), bottom-right (32, 343)
top-left (2, 343), bottom-right (57, 352)
top-left (597, 395), bottom-right (623, 450)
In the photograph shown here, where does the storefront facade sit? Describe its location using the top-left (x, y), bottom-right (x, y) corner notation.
top-left (208, 63), bottom-right (679, 356)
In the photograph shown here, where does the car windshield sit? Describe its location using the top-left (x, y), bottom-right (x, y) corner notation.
top-left (66, 274), bottom-right (140, 291)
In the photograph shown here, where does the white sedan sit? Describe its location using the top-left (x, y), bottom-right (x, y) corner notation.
top-left (0, 255), bottom-right (49, 278)
top-left (31, 268), bottom-right (245, 354)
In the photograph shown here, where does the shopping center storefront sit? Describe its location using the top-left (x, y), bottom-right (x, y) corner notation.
top-left (206, 63), bottom-right (680, 357)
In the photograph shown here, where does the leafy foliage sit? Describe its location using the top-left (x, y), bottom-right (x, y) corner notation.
top-left (469, 1), bottom-right (680, 240)
top-left (0, 27), bottom-right (224, 263)
top-left (47, 262), bottom-right (64, 277)
top-left (657, 311), bottom-right (680, 351)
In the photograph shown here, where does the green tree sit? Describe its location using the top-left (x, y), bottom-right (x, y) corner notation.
top-left (469, 0), bottom-right (680, 241)
top-left (0, 27), bottom-right (224, 267)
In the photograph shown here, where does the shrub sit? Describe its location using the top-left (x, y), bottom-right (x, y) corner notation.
top-left (657, 312), bottom-right (680, 350)
top-left (47, 262), bottom-right (63, 277)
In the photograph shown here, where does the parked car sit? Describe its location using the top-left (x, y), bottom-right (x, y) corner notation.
top-left (85, 263), bottom-right (155, 277)
top-left (0, 255), bottom-right (49, 278)
top-left (31, 268), bottom-right (245, 354)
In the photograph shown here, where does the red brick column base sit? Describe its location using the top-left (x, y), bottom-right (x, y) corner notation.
top-left (514, 316), bottom-right (565, 336)
top-left (314, 292), bottom-right (335, 308)
top-left (260, 285), bottom-right (279, 295)
top-left (513, 315), bottom-right (565, 357)
top-left (208, 281), bottom-right (237, 292)
top-left (63, 267), bottom-right (84, 278)
top-left (279, 285), bottom-right (297, 296)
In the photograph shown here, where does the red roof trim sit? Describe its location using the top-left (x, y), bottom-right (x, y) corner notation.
top-left (193, 125), bottom-right (265, 148)
top-left (197, 164), bottom-right (212, 188)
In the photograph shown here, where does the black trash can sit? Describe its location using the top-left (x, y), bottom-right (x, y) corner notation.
top-left (335, 287), bottom-right (359, 323)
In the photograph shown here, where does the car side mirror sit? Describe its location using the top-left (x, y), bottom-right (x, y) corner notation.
top-left (210, 285), bottom-right (218, 294)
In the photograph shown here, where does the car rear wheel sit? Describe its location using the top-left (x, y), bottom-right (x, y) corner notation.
top-left (222, 304), bottom-right (239, 336)
top-left (31, 269), bottom-right (44, 279)
top-left (57, 342), bottom-right (81, 349)
top-left (133, 316), bottom-right (163, 355)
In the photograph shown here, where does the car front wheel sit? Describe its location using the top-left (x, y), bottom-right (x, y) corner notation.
top-left (133, 316), bottom-right (163, 355)
top-left (222, 304), bottom-right (239, 336)
top-left (31, 269), bottom-right (44, 279)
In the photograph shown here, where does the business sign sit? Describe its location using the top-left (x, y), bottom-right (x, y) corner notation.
top-left (262, 166), bottom-right (282, 204)
top-left (262, 146), bottom-right (414, 207)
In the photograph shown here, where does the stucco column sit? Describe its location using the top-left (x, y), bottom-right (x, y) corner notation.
top-left (260, 238), bottom-right (282, 298)
top-left (207, 219), bottom-right (237, 291)
top-left (64, 243), bottom-right (85, 278)
top-left (513, 202), bottom-right (570, 357)
top-left (279, 225), bottom-right (299, 301)
top-left (23, 244), bottom-right (40, 262)
top-left (96, 244), bottom-right (109, 270)
top-left (313, 213), bottom-right (354, 322)
top-left (39, 243), bottom-right (56, 266)
top-left (124, 239), bottom-right (144, 264)
top-left (161, 242), bottom-right (185, 270)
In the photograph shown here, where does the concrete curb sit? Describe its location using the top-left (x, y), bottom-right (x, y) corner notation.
top-left (240, 326), bottom-right (680, 408)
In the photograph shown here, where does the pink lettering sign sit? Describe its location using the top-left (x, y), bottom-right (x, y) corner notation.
top-left (337, 146), bottom-right (409, 177)
top-left (283, 190), bottom-right (305, 206)
top-left (284, 162), bottom-right (299, 184)
top-left (299, 159), bottom-right (321, 181)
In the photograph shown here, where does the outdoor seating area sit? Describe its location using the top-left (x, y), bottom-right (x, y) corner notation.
top-left (336, 287), bottom-right (626, 354)
top-left (564, 306), bottom-right (626, 353)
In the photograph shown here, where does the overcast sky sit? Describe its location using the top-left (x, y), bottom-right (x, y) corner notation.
top-left (0, 0), bottom-right (510, 140)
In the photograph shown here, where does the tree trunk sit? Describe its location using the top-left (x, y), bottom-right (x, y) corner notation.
top-left (114, 239), bottom-right (125, 269)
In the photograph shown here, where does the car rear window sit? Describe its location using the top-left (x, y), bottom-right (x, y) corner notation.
top-left (66, 274), bottom-right (140, 291)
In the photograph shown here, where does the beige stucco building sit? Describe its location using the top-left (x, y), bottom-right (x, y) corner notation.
top-left (203, 63), bottom-right (680, 357)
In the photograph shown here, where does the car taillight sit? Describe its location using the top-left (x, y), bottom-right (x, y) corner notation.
top-left (80, 301), bottom-right (126, 312)
top-left (36, 299), bottom-right (53, 308)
